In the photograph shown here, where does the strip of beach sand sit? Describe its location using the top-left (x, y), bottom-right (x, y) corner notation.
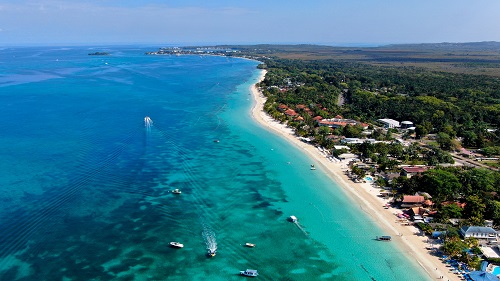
top-left (250, 69), bottom-right (460, 281)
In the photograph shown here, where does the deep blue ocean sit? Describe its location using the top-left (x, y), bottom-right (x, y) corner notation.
top-left (0, 46), bottom-right (431, 280)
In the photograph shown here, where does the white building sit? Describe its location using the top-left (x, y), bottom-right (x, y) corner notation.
top-left (401, 121), bottom-right (414, 129)
top-left (460, 226), bottom-right (498, 243)
top-left (340, 138), bottom-right (376, 144)
top-left (333, 145), bottom-right (350, 150)
top-left (378, 119), bottom-right (400, 128)
top-left (338, 153), bottom-right (358, 161)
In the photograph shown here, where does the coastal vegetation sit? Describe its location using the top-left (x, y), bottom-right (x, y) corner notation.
top-left (257, 58), bottom-right (500, 150)
top-left (397, 167), bottom-right (500, 223)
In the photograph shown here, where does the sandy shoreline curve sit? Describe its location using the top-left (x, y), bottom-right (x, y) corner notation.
top-left (250, 69), bottom-right (459, 281)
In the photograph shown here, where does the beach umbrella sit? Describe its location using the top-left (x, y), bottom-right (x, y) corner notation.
top-left (468, 271), bottom-right (497, 281)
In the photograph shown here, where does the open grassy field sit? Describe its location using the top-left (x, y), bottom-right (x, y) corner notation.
top-left (220, 42), bottom-right (500, 77)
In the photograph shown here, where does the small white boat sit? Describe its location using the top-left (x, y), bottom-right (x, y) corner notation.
top-left (245, 243), bottom-right (256, 248)
top-left (310, 164), bottom-right (316, 170)
top-left (376, 236), bottom-right (392, 241)
top-left (172, 189), bottom-right (182, 194)
top-left (169, 242), bottom-right (184, 248)
top-left (240, 269), bottom-right (258, 277)
top-left (289, 215), bottom-right (297, 223)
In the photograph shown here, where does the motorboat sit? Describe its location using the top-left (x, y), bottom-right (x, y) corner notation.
top-left (172, 189), bottom-right (182, 194)
top-left (169, 242), bottom-right (184, 248)
top-left (245, 243), bottom-right (256, 247)
top-left (288, 215), bottom-right (297, 223)
top-left (207, 249), bottom-right (216, 257)
top-left (310, 164), bottom-right (316, 170)
top-left (213, 139), bottom-right (220, 143)
top-left (376, 236), bottom-right (392, 241)
top-left (240, 269), bottom-right (258, 277)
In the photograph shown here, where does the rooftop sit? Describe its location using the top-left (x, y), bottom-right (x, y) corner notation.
top-left (402, 166), bottom-right (428, 173)
top-left (461, 226), bottom-right (497, 235)
top-left (402, 195), bottom-right (425, 203)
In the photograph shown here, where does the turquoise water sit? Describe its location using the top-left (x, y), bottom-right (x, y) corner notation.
top-left (0, 46), bottom-right (431, 280)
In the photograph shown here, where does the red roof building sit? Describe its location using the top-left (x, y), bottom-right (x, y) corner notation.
top-left (401, 195), bottom-right (425, 207)
top-left (359, 123), bottom-right (370, 129)
top-left (284, 109), bottom-right (298, 116)
top-left (401, 166), bottom-right (428, 178)
top-left (402, 195), bottom-right (425, 203)
top-left (278, 104), bottom-right (288, 111)
top-left (318, 118), bottom-right (357, 128)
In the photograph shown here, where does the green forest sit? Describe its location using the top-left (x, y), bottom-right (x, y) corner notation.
top-left (258, 58), bottom-right (500, 150)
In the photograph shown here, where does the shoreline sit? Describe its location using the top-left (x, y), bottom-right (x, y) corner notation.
top-left (249, 69), bottom-right (460, 281)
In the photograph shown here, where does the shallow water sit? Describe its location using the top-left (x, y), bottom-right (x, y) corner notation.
top-left (0, 46), bottom-right (430, 280)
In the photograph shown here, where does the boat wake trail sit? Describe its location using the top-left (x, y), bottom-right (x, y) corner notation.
top-left (202, 224), bottom-right (217, 253)
top-left (294, 222), bottom-right (309, 237)
top-left (144, 116), bottom-right (153, 133)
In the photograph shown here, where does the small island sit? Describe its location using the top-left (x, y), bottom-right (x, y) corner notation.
top-left (88, 52), bottom-right (110, 56)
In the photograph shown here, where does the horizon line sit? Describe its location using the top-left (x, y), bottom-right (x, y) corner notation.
top-left (2, 40), bottom-right (499, 48)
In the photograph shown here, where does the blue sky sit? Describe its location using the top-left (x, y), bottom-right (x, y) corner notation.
top-left (1, 0), bottom-right (499, 45)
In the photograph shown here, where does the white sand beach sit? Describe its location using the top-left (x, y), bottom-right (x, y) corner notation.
top-left (250, 69), bottom-right (460, 281)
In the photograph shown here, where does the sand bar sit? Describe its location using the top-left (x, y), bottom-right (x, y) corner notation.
top-left (250, 69), bottom-right (460, 281)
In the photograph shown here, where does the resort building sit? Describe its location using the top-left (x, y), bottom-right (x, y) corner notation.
top-left (378, 118), bottom-right (400, 128)
top-left (284, 109), bottom-right (298, 117)
top-left (401, 166), bottom-right (428, 178)
top-left (318, 116), bottom-right (369, 129)
top-left (460, 226), bottom-right (498, 244)
top-left (381, 172), bottom-right (400, 184)
top-left (400, 121), bottom-right (414, 129)
top-left (401, 195), bottom-right (425, 208)
top-left (333, 145), bottom-right (350, 151)
top-left (340, 138), bottom-right (376, 144)
top-left (312, 116), bottom-right (323, 122)
top-left (278, 104), bottom-right (288, 111)
top-left (338, 153), bottom-right (358, 161)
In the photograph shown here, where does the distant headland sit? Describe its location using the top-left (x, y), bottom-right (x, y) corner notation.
top-left (88, 52), bottom-right (110, 56)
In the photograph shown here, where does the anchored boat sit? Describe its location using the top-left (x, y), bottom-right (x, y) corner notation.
top-left (240, 269), bottom-right (258, 277)
top-left (169, 242), bottom-right (184, 248)
top-left (376, 236), bottom-right (392, 241)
